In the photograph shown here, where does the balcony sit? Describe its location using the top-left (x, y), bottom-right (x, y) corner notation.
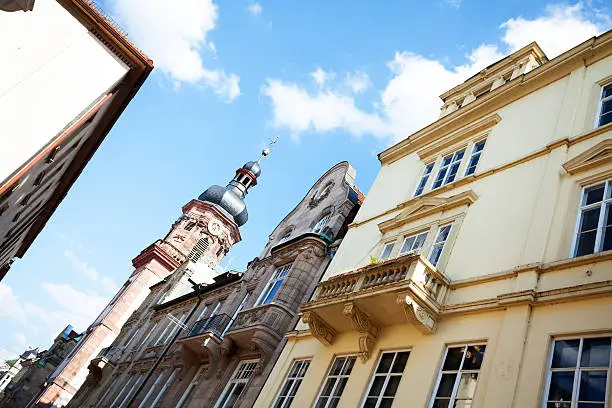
top-left (175, 314), bottom-right (233, 377)
top-left (224, 303), bottom-right (295, 360)
top-left (301, 253), bottom-right (449, 361)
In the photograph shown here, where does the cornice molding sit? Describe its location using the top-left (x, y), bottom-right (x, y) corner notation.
top-left (378, 190), bottom-right (478, 233)
top-left (563, 138), bottom-right (612, 175)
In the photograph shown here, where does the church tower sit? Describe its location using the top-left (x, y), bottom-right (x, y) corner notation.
top-left (33, 150), bottom-right (270, 407)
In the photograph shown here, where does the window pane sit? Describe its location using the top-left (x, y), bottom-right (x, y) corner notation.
top-left (429, 245), bottom-right (443, 266)
top-left (400, 237), bottom-right (416, 254)
top-left (446, 163), bottom-right (461, 183)
top-left (603, 84), bottom-right (612, 99)
top-left (368, 376), bottom-right (385, 397)
top-left (376, 354), bottom-right (395, 374)
top-left (383, 375), bottom-right (401, 397)
top-left (599, 111), bottom-right (612, 127)
top-left (455, 373), bottom-right (478, 399)
top-left (333, 377), bottom-right (348, 397)
top-left (579, 208), bottom-right (601, 232)
top-left (320, 378), bottom-right (335, 397)
top-left (579, 370), bottom-right (607, 402)
top-left (601, 99), bottom-right (612, 116)
top-left (441, 155), bottom-right (453, 166)
top-left (462, 345), bottom-right (486, 370)
top-left (443, 347), bottom-right (465, 371)
top-left (547, 371), bottom-right (575, 402)
top-left (435, 374), bottom-right (457, 397)
top-left (436, 225), bottom-right (452, 242)
top-left (341, 357), bottom-right (356, 375)
top-left (330, 358), bottom-right (345, 376)
top-left (413, 233), bottom-right (427, 251)
top-left (315, 397), bottom-right (328, 408)
top-left (576, 230), bottom-right (597, 257)
top-left (547, 403), bottom-right (570, 408)
top-left (552, 340), bottom-right (580, 368)
top-left (584, 185), bottom-right (605, 205)
top-left (381, 244), bottom-right (394, 260)
top-left (434, 170), bottom-right (447, 189)
top-left (391, 352), bottom-right (410, 373)
top-left (432, 399), bottom-right (451, 408)
top-left (363, 398), bottom-right (377, 408)
top-left (378, 398), bottom-right (393, 408)
top-left (474, 140), bottom-right (486, 152)
top-left (577, 404), bottom-right (605, 408)
top-left (581, 337), bottom-right (611, 367)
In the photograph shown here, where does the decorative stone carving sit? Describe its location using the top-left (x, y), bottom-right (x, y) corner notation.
top-left (302, 311), bottom-right (336, 346)
top-left (396, 294), bottom-right (437, 334)
top-left (342, 302), bottom-right (381, 362)
top-left (308, 181), bottom-right (335, 208)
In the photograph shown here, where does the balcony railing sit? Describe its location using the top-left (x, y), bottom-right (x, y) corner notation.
top-left (185, 314), bottom-right (233, 339)
top-left (312, 252), bottom-right (449, 304)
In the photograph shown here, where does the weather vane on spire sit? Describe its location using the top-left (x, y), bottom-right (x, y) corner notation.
top-left (258, 135), bottom-right (280, 162)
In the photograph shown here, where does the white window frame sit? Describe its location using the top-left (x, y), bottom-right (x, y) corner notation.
top-left (150, 368), bottom-right (178, 408)
top-left (570, 181), bottom-right (612, 258)
top-left (380, 242), bottom-right (395, 260)
top-left (118, 373), bottom-right (144, 408)
top-left (428, 224), bottom-right (453, 267)
top-left (139, 321), bottom-right (158, 349)
top-left (138, 370), bottom-right (166, 408)
top-left (255, 264), bottom-right (292, 306)
top-left (595, 82), bottom-right (612, 128)
top-left (361, 349), bottom-right (411, 408)
top-left (432, 148), bottom-right (466, 189)
top-left (414, 163), bottom-right (435, 197)
top-left (214, 359), bottom-right (259, 408)
top-left (314, 355), bottom-right (357, 408)
top-left (428, 343), bottom-right (487, 408)
top-left (313, 215), bottom-right (331, 234)
top-left (464, 138), bottom-right (487, 177)
top-left (272, 359), bottom-right (311, 408)
top-left (176, 364), bottom-right (208, 408)
top-left (542, 335), bottom-right (611, 408)
top-left (398, 231), bottom-right (428, 255)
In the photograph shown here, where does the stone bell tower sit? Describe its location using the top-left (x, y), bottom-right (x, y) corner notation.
top-left (32, 148), bottom-right (271, 407)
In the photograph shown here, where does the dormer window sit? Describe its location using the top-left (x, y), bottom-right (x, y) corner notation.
top-left (597, 83), bottom-right (612, 128)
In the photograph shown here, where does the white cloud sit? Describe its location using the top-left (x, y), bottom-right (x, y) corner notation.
top-left (311, 68), bottom-right (333, 88)
top-left (248, 3), bottom-right (262, 16)
top-left (262, 3), bottom-right (607, 143)
top-left (111, 0), bottom-right (240, 101)
top-left (101, 276), bottom-right (119, 293)
top-left (64, 249), bottom-right (98, 281)
top-left (13, 333), bottom-right (27, 349)
top-left (443, 0), bottom-right (461, 9)
top-left (344, 71), bottom-right (370, 94)
top-left (501, 3), bottom-right (601, 58)
top-left (0, 283), bottom-right (26, 324)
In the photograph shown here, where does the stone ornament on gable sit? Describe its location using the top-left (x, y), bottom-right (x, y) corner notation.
top-left (308, 181), bottom-right (335, 208)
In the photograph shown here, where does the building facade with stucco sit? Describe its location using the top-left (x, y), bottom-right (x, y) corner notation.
top-left (66, 161), bottom-right (362, 408)
top-left (255, 31), bottom-right (612, 408)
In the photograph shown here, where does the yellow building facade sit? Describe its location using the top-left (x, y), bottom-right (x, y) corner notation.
top-left (255, 32), bottom-right (612, 408)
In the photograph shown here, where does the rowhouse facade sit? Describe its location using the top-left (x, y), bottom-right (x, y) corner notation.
top-left (256, 32), bottom-right (612, 408)
top-left (67, 161), bottom-right (362, 408)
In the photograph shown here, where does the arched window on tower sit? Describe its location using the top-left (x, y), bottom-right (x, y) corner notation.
top-left (312, 214), bottom-right (331, 235)
top-left (188, 238), bottom-right (209, 262)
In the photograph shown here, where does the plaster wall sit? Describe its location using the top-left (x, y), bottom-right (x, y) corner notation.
top-left (0, 0), bottom-right (128, 183)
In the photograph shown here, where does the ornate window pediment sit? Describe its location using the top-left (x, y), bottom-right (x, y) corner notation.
top-left (378, 190), bottom-right (477, 233)
top-left (563, 139), bottom-right (612, 175)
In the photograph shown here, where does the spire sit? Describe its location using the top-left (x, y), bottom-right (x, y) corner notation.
top-left (197, 138), bottom-right (278, 227)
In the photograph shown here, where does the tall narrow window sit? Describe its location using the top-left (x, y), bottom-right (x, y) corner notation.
top-left (139, 321), bottom-right (159, 348)
top-left (150, 368), bottom-right (178, 407)
top-left (597, 83), bottom-right (612, 127)
top-left (544, 336), bottom-right (611, 408)
top-left (222, 293), bottom-right (249, 336)
top-left (572, 181), bottom-right (612, 257)
top-left (414, 163), bottom-right (435, 197)
top-left (184, 221), bottom-right (196, 231)
top-left (176, 365), bottom-right (208, 408)
top-left (433, 149), bottom-right (465, 189)
top-left (46, 146), bottom-right (61, 163)
top-left (214, 360), bottom-right (259, 408)
top-left (315, 355), bottom-right (357, 408)
top-left (380, 243), bottom-right (395, 260)
top-left (464, 139), bottom-right (486, 176)
top-left (162, 312), bottom-right (186, 344)
top-left (362, 350), bottom-right (410, 408)
top-left (429, 224), bottom-right (452, 267)
top-left (313, 215), bottom-right (331, 234)
top-left (255, 264), bottom-right (292, 306)
top-left (430, 344), bottom-right (487, 408)
top-left (399, 232), bottom-right (428, 255)
top-left (188, 238), bottom-right (209, 262)
top-left (118, 373), bottom-right (144, 408)
top-left (123, 327), bottom-right (140, 349)
top-left (273, 359), bottom-right (311, 408)
top-left (138, 370), bottom-right (165, 408)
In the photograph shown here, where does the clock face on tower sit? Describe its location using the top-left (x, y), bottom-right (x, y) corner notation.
top-left (208, 220), bottom-right (222, 236)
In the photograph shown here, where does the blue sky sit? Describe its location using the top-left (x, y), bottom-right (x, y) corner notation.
top-left (0, 0), bottom-right (610, 360)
